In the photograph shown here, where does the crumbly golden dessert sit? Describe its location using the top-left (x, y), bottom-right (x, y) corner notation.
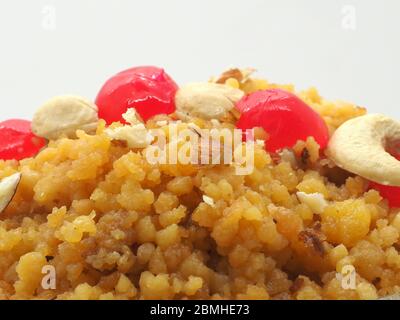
top-left (0, 67), bottom-right (399, 300)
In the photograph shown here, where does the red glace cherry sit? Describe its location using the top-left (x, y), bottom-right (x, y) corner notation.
top-left (0, 119), bottom-right (46, 160)
top-left (369, 143), bottom-right (400, 207)
top-left (95, 66), bottom-right (178, 123)
top-left (236, 89), bottom-right (329, 153)
top-left (369, 182), bottom-right (400, 208)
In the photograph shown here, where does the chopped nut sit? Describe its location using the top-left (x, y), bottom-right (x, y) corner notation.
top-left (156, 120), bottom-right (168, 126)
top-left (202, 195), bottom-right (215, 207)
top-left (122, 108), bottom-right (143, 125)
top-left (105, 124), bottom-right (154, 149)
top-left (319, 158), bottom-right (337, 168)
top-left (214, 67), bottom-right (256, 84)
top-left (240, 68), bottom-right (257, 82)
top-left (0, 173), bottom-right (21, 214)
top-left (279, 149), bottom-right (298, 168)
top-left (32, 95), bottom-right (98, 140)
top-left (296, 192), bottom-right (328, 214)
top-left (175, 83), bottom-right (244, 121)
top-left (298, 228), bottom-right (326, 257)
top-left (215, 68), bottom-right (244, 84)
top-left (105, 109), bottom-right (153, 148)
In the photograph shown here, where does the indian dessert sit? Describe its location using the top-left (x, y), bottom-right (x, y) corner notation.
top-left (0, 66), bottom-right (399, 300)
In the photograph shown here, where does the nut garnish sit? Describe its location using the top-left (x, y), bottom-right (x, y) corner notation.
top-left (215, 68), bottom-right (243, 84)
top-left (122, 108), bottom-right (143, 125)
top-left (175, 83), bottom-right (244, 121)
top-left (279, 149), bottom-right (298, 168)
top-left (202, 195), bottom-right (215, 207)
top-left (296, 192), bottom-right (328, 214)
top-left (214, 68), bottom-right (256, 84)
top-left (210, 119), bottom-right (220, 127)
top-left (32, 95), bottom-right (98, 140)
top-left (105, 108), bottom-right (154, 148)
top-left (326, 114), bottom-right (400, 186)
top-left (156, 120), bottom-right (168, 127)
top-left (298, 228), bottom-right (326, 257)
top-left (0, 173), bottom-right (21, 214)
top-left (105, 125), bottom-right (154, 149)
top-left (256, 139), bottom-right (265, 146)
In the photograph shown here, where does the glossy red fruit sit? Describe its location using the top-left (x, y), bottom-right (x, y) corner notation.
top-left (369, 145), bottom-right (400, 207)
top-left (96, 66), bottom-right (178, 123)
top-left (0, 119), bottom-right (46, 160)
top-left (370, 182), bottom-right (400, 208)
top-left (236, 89), bottom-right (329, 152)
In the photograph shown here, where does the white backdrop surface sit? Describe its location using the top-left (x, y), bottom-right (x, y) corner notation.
top-left (0, 0), bottom-right (399, 119)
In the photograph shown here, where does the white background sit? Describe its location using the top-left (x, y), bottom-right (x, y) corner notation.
top-left (0, 0), bottom-right (399, 120)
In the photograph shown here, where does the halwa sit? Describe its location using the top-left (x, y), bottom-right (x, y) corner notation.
top-left (0, 67), bottom-right (399, 301)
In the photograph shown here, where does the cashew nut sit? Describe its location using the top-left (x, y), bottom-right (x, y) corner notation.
top-left (32, 95), bottom-right (99, 140)
top-left (326, 114), bottom-right (400, 186)
top-left (0, 172), bottom-right (21, 214)
top-left (175, 83), bottom-right (244, 121)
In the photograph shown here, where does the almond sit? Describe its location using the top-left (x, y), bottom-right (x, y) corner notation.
top-left (175, 83), bottom-right (244, 121)
top-left (32, 95), bottom-right (99, 140)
